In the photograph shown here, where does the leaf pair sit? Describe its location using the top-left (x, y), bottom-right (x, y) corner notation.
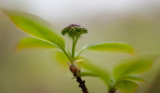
top-left (112, 55), bottom-right (157, 93)
top-left (115, 74), bottom-right (149, 93)
top-left (77, 55), bottom-right (157, 93)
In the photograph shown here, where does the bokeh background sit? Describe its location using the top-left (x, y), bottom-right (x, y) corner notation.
top-left (0, 0), bottom-right (160, 93)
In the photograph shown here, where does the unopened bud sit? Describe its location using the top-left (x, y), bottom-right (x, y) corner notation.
top-left (61, 24), bottom-right (88, 38)
top-left (69, 65), bottom-right (78, 76)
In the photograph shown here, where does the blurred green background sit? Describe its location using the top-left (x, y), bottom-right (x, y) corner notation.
top-left (0, 0), bottom-right (160, 93)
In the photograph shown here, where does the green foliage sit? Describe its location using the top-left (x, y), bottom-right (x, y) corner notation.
top-left (18, 37), bottom-right (56, 50)
top-left (55, 51), bottom-right (69, 65)
top-left (113, 55), bottom-right (157, 79)
top-left (112, 74), bottom-right (148, 93)
top-left (7, 10), bottom-right (156, 93)
top-left (120, 74), bottom-right (145, 84)
top-left (7, 11), bottom-right (65, 49)
top-left (76, 42), bottom-right (135, 58)
top-left (81, 59), bottom-right (110, 82)
top-left (115, 80), bottom-right (138, 93)
top-left (78, 55), bottom-right (156, 93)
top-left (111, 55), bottom-right (156, 93)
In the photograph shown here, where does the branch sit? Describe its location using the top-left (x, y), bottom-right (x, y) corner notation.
top-left (69, 62), bottom-right (88, 93)
top-left (109, 89), bottom-right (116, 93)
top-left (74, 74), bottom-right (88, 93)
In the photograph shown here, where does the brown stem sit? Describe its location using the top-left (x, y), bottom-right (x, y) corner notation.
top-left (69, 64), bottom-right (88, 93)
top-left (75, 76), bottom-right (88, 93)
top-left (109, 89), bottom-right (116, 93)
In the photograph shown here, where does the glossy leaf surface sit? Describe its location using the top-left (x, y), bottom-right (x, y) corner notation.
top-left (116, 80), bottom-right (138, 93)
top-left (18, 37), bottom-right (56, 50)
top-left (76, 42), bottom-right (135, 58)
top-left (7, 10), bottom-right (65, 49)
top-left (114, 55), bottom-right (157, 79)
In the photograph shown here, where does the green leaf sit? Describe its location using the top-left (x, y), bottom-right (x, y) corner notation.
top-left (17, 37), bottom-right (56, 50)
top-left (121, 75), bottom-right (144, 82)
top-left (81, 59), bottom-right (110, 83)
top-left (77, 72), bottom-right (99, 77)
top-left (7, 10), bottom-right (65, 49)
top-left (120, 74), bottom-right (149, 86)
top-left (76, 42), bottom-right (135, 58)
top-left (116, 80), bottom-right (138, 93)
top-left (114, 55), bottom-right (157, 79)
top-left (55, 51), bottom-right (69, 65)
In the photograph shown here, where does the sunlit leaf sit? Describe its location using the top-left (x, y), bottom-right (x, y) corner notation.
top-left (81, 59), bottom-right (110, 83)
top-left (120, 74), bottom-right (149, 86)
top-left (17, 37), bottom-right (56, 50)
top-left (7, 10), bottom-right (65, 49)
top-left (121, 75), bottom-right (144, 82)
top-left (55, 51), bottom-right (69, 65)
top-left (77, 72), bottom-right (99, 77)
top-left (76, 42), bottom-right (135, 58)
top-left (116, 80), bottom-right (138, 93)
top-left (114, 55), bottom-right (157, 79)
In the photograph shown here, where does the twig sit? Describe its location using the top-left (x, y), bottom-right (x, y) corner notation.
top-left (73, 73), bottom-right (88, 93)
top-left (109, 89), bottom-right (116, 93)
top-left (69, 64), bottom-right (88, 93)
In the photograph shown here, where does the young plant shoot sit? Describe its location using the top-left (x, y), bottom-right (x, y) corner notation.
top-left (5, 10), bottom-right (156, 93)
top-left (77, 55), bottom-right (157, 93)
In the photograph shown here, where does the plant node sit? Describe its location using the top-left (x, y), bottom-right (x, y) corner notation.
top-left (69, 64), bottom-right (79, 76)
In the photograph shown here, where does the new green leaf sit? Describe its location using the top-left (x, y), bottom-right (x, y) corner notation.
top-left (114, 55), bottom-right (157, 79)
top-left (18, 37), bottom-right (56, 50)
top-left (7, 10), bottom-right (65, 49)
top-left (81, 59), bottom-right (110, 83)
top-left (121, 75), bottom-right (144, 82)
top-left (120, 74), bottom-right (148, 86)
top-left (55, 51), bottom-right (69, 65)
top-left (76, 42), bottom-right (135, 58)
top-left (116, 80), bottom-right (138, 93)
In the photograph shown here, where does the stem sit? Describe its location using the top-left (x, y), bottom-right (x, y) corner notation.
top-left (61, 48), bottom-right (73, 62)
top-left (62, 46), bottom-right (89, 93)
top-left (109, 87), bottom-right (116, 93)
top-left (71, 36), bottom-right (88, 93)
top-left (109, 89), bottom-right (116, 93)
top-left (73, 73), bottom-right (88, 93)
top-left (72, 36), bottom-right (78, 59)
